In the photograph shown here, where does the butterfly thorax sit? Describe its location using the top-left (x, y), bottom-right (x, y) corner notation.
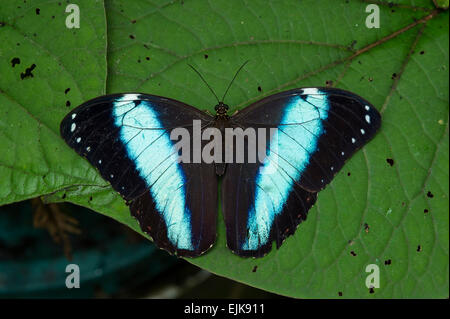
top-left (214, 102), bottom-right (230, 121)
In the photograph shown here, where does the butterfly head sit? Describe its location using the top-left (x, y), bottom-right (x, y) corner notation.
top-left (214, 102), bottom-right (229, 116)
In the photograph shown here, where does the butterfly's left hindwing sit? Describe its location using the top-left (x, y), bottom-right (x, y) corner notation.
top-left (223, 88), bottom-right (381, 257)
top-left (60, 93), bottom-right (217, 257)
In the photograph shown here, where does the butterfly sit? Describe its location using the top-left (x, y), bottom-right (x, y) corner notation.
top-left (60, 65), bottom-right (381, 258)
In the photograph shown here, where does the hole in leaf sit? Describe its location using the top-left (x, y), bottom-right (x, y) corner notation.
top-left (20, 63), bottom-right (36, 79)
top-left (11, 57), bottom-right (20, 67)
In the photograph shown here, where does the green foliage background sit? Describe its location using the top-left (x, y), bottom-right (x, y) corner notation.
top-left (0, 0), bottom-right (448, 298)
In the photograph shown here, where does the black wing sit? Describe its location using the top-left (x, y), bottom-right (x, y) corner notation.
top-left (60, 93), bottom-right (218, 257)
top-left (222, 87), bottom-right (381, 257)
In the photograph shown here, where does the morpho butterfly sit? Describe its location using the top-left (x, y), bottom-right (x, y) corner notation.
top-left (60, 63), bottom-right (381, 258)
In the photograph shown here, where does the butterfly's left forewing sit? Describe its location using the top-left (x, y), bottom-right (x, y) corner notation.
top-left (223, 88), bottom-right (381, 257)
top-left (60, 93), bottom-right (218, 257)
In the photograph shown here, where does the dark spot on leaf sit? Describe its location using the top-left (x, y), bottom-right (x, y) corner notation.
top-left (252, 266), bottom-right (257, 272)
top-left (204, 54), bottom-right (208, 59)
top-left (386, 158), bottom-right (394, 166)
top-left (52, 15), bottom-right (55, 19)
top-left (131, 19), bottom-right (136, 24)
top-left (417, 245), bottom-right (422, 252)
top-left (401, 202), bottom-right (405, 206)
top-left (369, 287), bottom-right (375, 294)
top-left (385, 259), bottom-right (391, 265)
top-left (338, 291), bottom-right (343, 296)
top-left (146, 57), bottom-right (150, 60)
top-left (350, 251), bottom-right (357, 256)
top-left (66, 100), bottom-right (71, 107)
top-left (391, 73), bottom-right (397, 79)
top-left (391, 9), bottom-right (396, 13)
top-left (424, 209), bottom-right (429, 214)
top-left (137, 59), bottom-right (141, 63)
top-left (65, 88), bottom-right (70, 94)
top-left (348, 40), bottom-right (357, 50)
top-left (420, 50), bottom-right (425, 55)
top-left (20, 63), bottom-right (36, 79)
top-left (17, 42), bottom-right (20, 46)
top-left (0, 21), bottom-right (5, 27)
top-left (347, 172), bottom-right (351, 176)
top-left (89, 196), bottom-right (93, 201)
top-left (368, 76), bottom-right (373, 82)
top-left (36, 8), bottom-right (40, 15)
top-left (257, 86), bottom-right (262, 92)
top-left (62, 193), bottom-right (66, 199)
top-left (325, 80), bottom-right (333, 87)
top-left (426, 191), bottom-right (434, 198)
top-left (129, 34), bottom-right (135, 39)
top-left (364, 223), bottom-right (370, 233)
top-left (11, 57), bottom-right (20, 67)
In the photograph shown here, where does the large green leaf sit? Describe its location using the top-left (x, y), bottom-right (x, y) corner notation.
top-left (0, 0), bottom-right (448, 298)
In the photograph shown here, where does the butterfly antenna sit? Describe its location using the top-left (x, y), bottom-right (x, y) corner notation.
top-left (188, 64), bottom-right (220, 104)
top-left (221, 60), bottom-right (249, 102)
